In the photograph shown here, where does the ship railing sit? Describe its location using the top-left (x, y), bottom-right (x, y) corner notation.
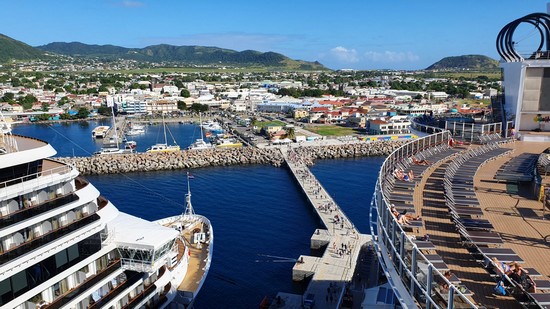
top-left (371, 130), bottom-right (480, 309)
top-left (0, 164), bottom-right (75, 200)
top-left (120, 259), bottom-right (153, 273)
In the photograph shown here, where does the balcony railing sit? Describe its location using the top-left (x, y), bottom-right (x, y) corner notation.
top-left (121, 283), bottom-right (157, 309)
top-left (0, 194), bottom-right (79, 229)
top-left (44, 259), bottom-right (122, 309)
top-left (0, 214), bottom-right (100, 265)
top-left (89, 271), bottom-right (142, 309)
top-left (0, 164), bottom-right (74, 200)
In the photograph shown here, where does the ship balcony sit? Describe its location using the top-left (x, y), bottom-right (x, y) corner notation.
top-left (0, 213), bottom-right (100, 266)
top-left (44, 259), bottom-right (123, 309)
top-left (88, 270), bottom-right (143, 309)
top-left (0, 160), bottom-right (78, 201)
top-left (0, 193), bottom-right (79, 229)
top-left (121, 267), bottom-right (167, 309)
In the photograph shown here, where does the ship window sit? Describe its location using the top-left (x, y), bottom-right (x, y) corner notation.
top-left (0, 279), bottom-right (11, 305)
top-left (11, 271), bottom-right (27, 294)
top-left (68, 244), bottom-right (79, 261)
top-left (55, 250), bottom-right (68, 268)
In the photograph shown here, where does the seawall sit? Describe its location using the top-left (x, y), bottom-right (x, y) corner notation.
top-left (57, 140), bottom-right (405, 175)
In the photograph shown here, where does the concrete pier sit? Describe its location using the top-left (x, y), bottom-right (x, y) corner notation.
top-left (103, 116), bottom-right (127, 145)
top-left (273, 148), bottom-right (373, 309)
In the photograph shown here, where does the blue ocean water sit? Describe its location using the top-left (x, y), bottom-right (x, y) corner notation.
top-left (12, 122), bottom-right (384, 308)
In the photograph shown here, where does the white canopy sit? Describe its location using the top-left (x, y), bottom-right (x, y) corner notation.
top-left (110, 212), bottom-right (178, 251)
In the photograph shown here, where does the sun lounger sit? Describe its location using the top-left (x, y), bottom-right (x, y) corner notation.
top-left (529, 293), bottom-right (550, 307)
top-left (413, 240), bottom-right (436, 251)
top-left (533, 280), bottom-right (550, 292)
top-left (477, 247), bottom-right (516, 256)
top-left (450, 205), bottom-right (484, 217)
top-left (482, 253), bottom-right (524, 263)
top-left (456, 218), bottom-right (494, 231)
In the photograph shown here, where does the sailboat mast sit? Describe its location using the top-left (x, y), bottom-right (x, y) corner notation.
top-left (110, 104), bottom-right (119, 147)
top-left (199, 112), bottom-right (205, 142)
top-left (162, 113), bottom-right (168, 145)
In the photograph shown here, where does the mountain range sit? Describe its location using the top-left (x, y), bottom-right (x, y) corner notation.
top-left (0, 33), bottom-right (500, 71)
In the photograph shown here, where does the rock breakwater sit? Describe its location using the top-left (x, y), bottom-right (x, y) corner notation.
top-left (58, 141), bottom-right (404, 175)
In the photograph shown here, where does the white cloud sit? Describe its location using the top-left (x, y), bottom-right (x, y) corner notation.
top-left (364, 51), bottom-right (419, 62)
top-left (329, 46), bottom-right (359, 63)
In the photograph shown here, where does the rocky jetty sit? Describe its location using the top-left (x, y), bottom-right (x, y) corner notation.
top-left (58, 140), bottom-right (405, 175)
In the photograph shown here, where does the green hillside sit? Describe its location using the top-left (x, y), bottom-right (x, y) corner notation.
top-left (36, 42), bottom-right (327, 69)
top-left (426, 55), bottom-right (499, 71)
top-left (0, 34), bottom-right (45, 62)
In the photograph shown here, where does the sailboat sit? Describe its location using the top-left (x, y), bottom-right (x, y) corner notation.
top-left (146, 113), bottom-right (181, 153)
top-left (153, 172), bottom-right (213, 307)
top-left (94, 105), bottom-right (136, 155)
top-left (188, 112), bottom-right (214, 150)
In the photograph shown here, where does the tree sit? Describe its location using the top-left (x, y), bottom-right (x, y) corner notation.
top-left (97, 106), bottom-right (112, 116)
top-left (286, 127), bottom-right (296, 141)
top-left (41, 103), bottom-right (49, 112)
top-left (177, 100), bottom-right (187, 110)
top-left (1, 93), bottom-right (14, 103)
top-left (189, 103), bottom-right (208, 113)
top-left (77, 107), bottom-right (89, 119)
top-left (180, 89), bottom-right (190, 97)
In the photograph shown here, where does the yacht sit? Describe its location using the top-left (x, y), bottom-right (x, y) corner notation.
top-left (146, 115), bottom-right (180, 153)
top-left (215, 137), bottom-right (243, 148)
top-left (91, 126), bottom-right (109, 139)
top-left (153, 173), bottom-right (213, 307)
top-left (188, 113), bottom-right (214, 151)
top-left (0, 117), bottom-right (211, 308)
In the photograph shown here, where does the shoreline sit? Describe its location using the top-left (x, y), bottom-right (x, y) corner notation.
top-left (58, 140), bottom-right (404, 175)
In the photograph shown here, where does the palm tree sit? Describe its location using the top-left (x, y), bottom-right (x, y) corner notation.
top-left (286, 127), bottom-right (296, 141)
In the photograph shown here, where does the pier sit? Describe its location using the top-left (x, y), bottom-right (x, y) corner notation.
top-left (272, 148), bottom-right (372, 309)
top-left (102, 116), bottom-right (127, 145)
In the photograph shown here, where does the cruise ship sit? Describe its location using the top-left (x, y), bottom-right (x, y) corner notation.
top-left (370, 10), bottom-right (550, 309)
top-left (0, 118), bottom-right (212, 308)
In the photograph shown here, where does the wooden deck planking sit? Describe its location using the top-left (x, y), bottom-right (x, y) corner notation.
top-left (410, 151), bottom-right (517, 308)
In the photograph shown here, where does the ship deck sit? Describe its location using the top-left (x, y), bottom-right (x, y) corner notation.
top-left (179, 220), bottom-right (209, 294)
top-left (408, 141), bottom-right (550, 308)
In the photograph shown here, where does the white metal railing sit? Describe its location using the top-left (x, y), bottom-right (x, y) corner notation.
top-left (371, 130), bottom-right (479, 309)
top-left (0, 165), bottom-right (75, 202)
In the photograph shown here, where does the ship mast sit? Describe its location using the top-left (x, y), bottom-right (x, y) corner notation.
top-left (184, 172), bottom-right (195, 217)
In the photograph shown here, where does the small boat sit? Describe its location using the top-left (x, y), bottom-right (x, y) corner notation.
top-left (126, 127), bottom-right (145, 136)
top-left (188, 138), bottom-right (214, 150)
top-left (153, 172), bottom-right (213, 307)
top-left (215, 137), bottom-right (243, 148)
top-left (147, 114), bottom-right (180, 153)
top-left (188, 113), bottom-right (214, 150)
top-left (92, 125), bottom-right (110, 138)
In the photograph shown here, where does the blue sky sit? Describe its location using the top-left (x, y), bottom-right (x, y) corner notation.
top-left (3, 0), bottom-right (549, 70)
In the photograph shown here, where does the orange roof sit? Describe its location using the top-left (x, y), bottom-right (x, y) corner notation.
top-left (370, 119), bottom-right (388, 124)
top-left (311, 107), bottom-right (330, 112)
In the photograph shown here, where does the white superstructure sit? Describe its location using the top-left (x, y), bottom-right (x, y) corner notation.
top-left (0, 121), bottom-right (211, 308)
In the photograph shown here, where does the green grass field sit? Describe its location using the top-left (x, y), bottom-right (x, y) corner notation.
top-left (255, 120), bottom-right (287, 127)
top-left (304, 125), bottom-right (358, 136)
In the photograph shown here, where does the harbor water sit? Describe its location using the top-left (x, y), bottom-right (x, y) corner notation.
top-left (12, 122), bottom-right (384, 308)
